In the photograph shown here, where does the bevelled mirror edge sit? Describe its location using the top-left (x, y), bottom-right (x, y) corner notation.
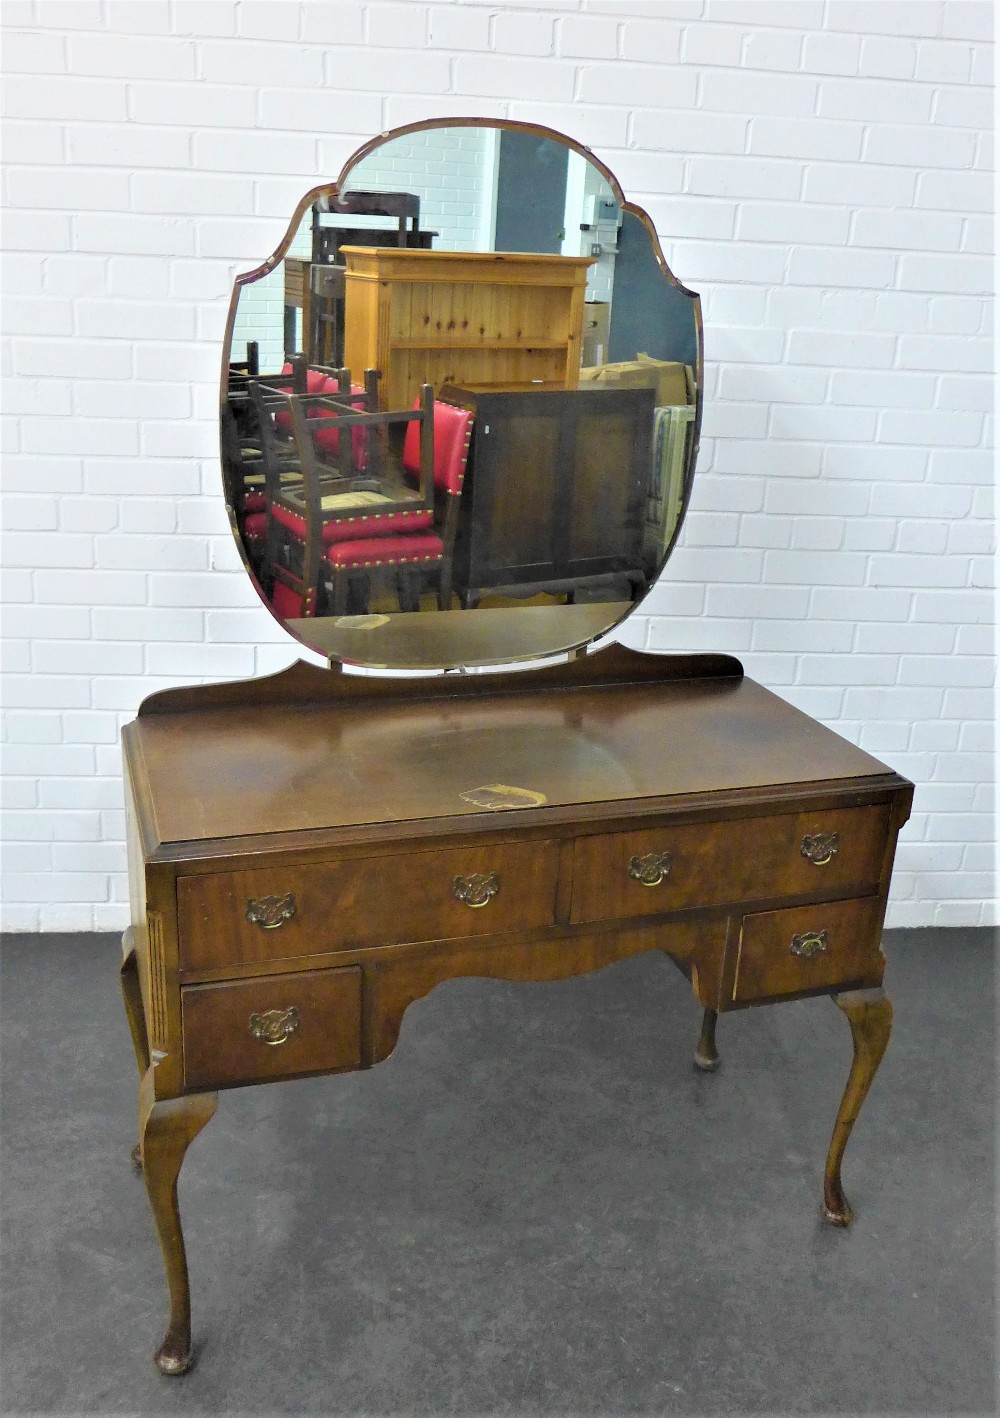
top-left (220, 115), bottom-right (703, 672)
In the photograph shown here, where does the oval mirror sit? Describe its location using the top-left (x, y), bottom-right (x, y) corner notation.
top-left (221, 118), bottom-right (702, 670)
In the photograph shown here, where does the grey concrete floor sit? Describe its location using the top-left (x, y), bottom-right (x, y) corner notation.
top-left (0, 928), bottom-right (995, 1417)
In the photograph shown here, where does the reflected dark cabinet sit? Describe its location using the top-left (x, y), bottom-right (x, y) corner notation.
top-left (439, 383), bottom-right (654, 606)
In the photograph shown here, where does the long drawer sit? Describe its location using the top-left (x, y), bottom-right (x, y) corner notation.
top-left (731, 896), bottom-right (884, 1002)
top-left (182, 966), bottom-right (361, 1090)
top-left (177, 839), bottom-right (561, 972)
top-left (570, 804), bottom-right (888, 925)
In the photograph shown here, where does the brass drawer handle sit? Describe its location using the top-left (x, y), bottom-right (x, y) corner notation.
top-left (245, 892), bottom-right (296, 929)
top-left (453, 871), bottom-right (500, 908)
top-left (800, 833), bottom-right (839, 866)
top-left (628, 851), bottom-right (672, 887)
top-left (249, 1006), bottom-right (300, 1046)
top-left (790, 929), bottom-right (829, 960)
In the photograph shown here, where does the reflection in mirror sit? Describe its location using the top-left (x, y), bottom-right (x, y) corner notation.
top-left (222, 119), bottom-right (701, 670)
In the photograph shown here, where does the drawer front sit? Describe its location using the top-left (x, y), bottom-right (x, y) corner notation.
top-left (178, 840), bottom-right (561, 973)
top-left (182, 966), bottom-right (361, 1090)
top-left (570, 804), bottom-right (888, 925)
top-left (732, 897), bottom-right (884, 1003)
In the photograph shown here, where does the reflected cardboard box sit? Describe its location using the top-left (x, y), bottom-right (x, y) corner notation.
top-left (581, 301), bottom-right (611, 368)
top-left (580, 354), bottom-right (694, 408)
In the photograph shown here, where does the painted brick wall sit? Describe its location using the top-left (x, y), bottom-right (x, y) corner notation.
top-left (1, 0), bottom-right (994, 931)
top-left (346, 124), bottom-right (495, 252)
top-left (231, 214), bottom-right (308, 373)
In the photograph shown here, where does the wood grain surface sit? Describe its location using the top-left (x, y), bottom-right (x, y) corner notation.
top-left (177, 839), bottom-right (561, 972)
top-left (570, 804), bottom-right (888, 924)
top-left (182, 966), bottom-right (362, 1089)
top-left (130, 659), bottom-right (893, 850)
top-left (731, 896), bottom-right (884, 1002)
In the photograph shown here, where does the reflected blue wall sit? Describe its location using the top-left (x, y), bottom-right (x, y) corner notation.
top-left (608, 211), bottom-right (698, 369)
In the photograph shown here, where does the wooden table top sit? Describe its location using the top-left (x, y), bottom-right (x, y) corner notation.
top-left (128, 653), bottom-right (893, 852)
top-left (283, 602), bottom-right (631, 669)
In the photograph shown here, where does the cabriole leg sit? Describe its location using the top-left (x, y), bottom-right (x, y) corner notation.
top-left (823, 987), bottom-right (893, 1227)
top-left (139, 1073), bottom-right (218, 1375)
top-left (119, 944), bottom-right (150, 1169)
top-left (694, 1007), bottom-right (720, 1072)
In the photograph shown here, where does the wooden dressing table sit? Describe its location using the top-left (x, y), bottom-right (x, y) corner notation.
top-left (124, 116), bottom-right (912, 1376)
top-left (122, 643), bottom-right (910, 1374)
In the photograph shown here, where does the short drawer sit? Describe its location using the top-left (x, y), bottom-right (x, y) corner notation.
top-left (732, 897), bottom-right (884, 1003)
top-left (178, 839), bottom-right (561, 972)
top-left (182, 966), bottom-right (361, 1090)
top-left (570, 804), bottom-right (888, 925)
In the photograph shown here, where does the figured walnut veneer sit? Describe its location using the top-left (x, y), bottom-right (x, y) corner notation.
top-left (177, 839), bottom-right (562, 973)
top-left (182, 967), bottom-right (361, 1090)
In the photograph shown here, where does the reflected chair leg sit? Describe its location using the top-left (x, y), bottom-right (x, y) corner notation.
top-left (398, 571), bottom-right (419, 613)
top-left (119, 945), bottom-right (150, 1170)
top-left (823, 987), bottom-right (893, 1227)
top-left (694, 1007), bottom-right (720, 1072)
top-left (437, 560), bottom-right (452, 612)
top-left (140, 1074), bottom-right (218, 1375)
top-left (332, 567), bottom-right (349, 616)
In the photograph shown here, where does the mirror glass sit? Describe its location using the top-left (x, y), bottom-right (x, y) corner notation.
top-left (221, 119), bottom-right (701, 669)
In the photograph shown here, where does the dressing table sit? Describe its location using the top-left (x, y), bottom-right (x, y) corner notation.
top-left (121, 119), bottom-right (911, 1376)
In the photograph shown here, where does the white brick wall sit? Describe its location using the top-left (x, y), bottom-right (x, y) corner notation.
top-left (1, 0), bottom-right (994, 932)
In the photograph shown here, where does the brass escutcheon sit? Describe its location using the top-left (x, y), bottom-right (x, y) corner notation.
top-left (453, 871), bottom-right (500, 908)
top-left (249, 1006), bottom-right (300, 1046)
top-left (790, 929), bottom-right (830, 959)
top-left (628, 851), bottom-right (672, 887)
top-left (245, 892), bottom-right (296, 929)
top-left (800, 832), bottom-right (839, 866)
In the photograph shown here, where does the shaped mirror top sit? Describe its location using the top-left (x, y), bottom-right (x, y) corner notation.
top-left (221, 118), bottom-right (702, 670)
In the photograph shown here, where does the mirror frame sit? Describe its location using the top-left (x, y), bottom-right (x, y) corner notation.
top-left (219, 116), bottom-right (704, 671)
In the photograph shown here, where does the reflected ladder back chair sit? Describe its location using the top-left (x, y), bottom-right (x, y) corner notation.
top-left (225, 339), bottom-right (259, 439)
top-left (398, 398), bottom-right (475, 612)
top-left (309, 193), bottom-right (433, 366)
top-left (313, 394), bottom-right (473, 616)
top-left (222, 342), bottom-right (268, 572)
top-left (220, 402), bottom-right (268, 578)
top-left (273, 384), bottom-right (438, 618)
top-left (248, 363), bottom-right (377, 584)
top-left (311, 190), bottom-right (423, 264)
top-left (248, 358), bottom-right (314, 591)
top-left (222, 340), bottom-right (262, 507)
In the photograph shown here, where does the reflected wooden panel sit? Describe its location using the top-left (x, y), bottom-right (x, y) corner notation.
top-left (284, 601), bottom-right (628, 669)
top-left (438, 383), bottom-right (653, 606)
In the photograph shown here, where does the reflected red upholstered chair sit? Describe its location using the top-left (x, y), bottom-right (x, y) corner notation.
top-left (270, 391), bottom-right (473, 619)
top-left (250, 365), bottom-right (381, 599)
top-left (221, 341), bottom-right (267, 569)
